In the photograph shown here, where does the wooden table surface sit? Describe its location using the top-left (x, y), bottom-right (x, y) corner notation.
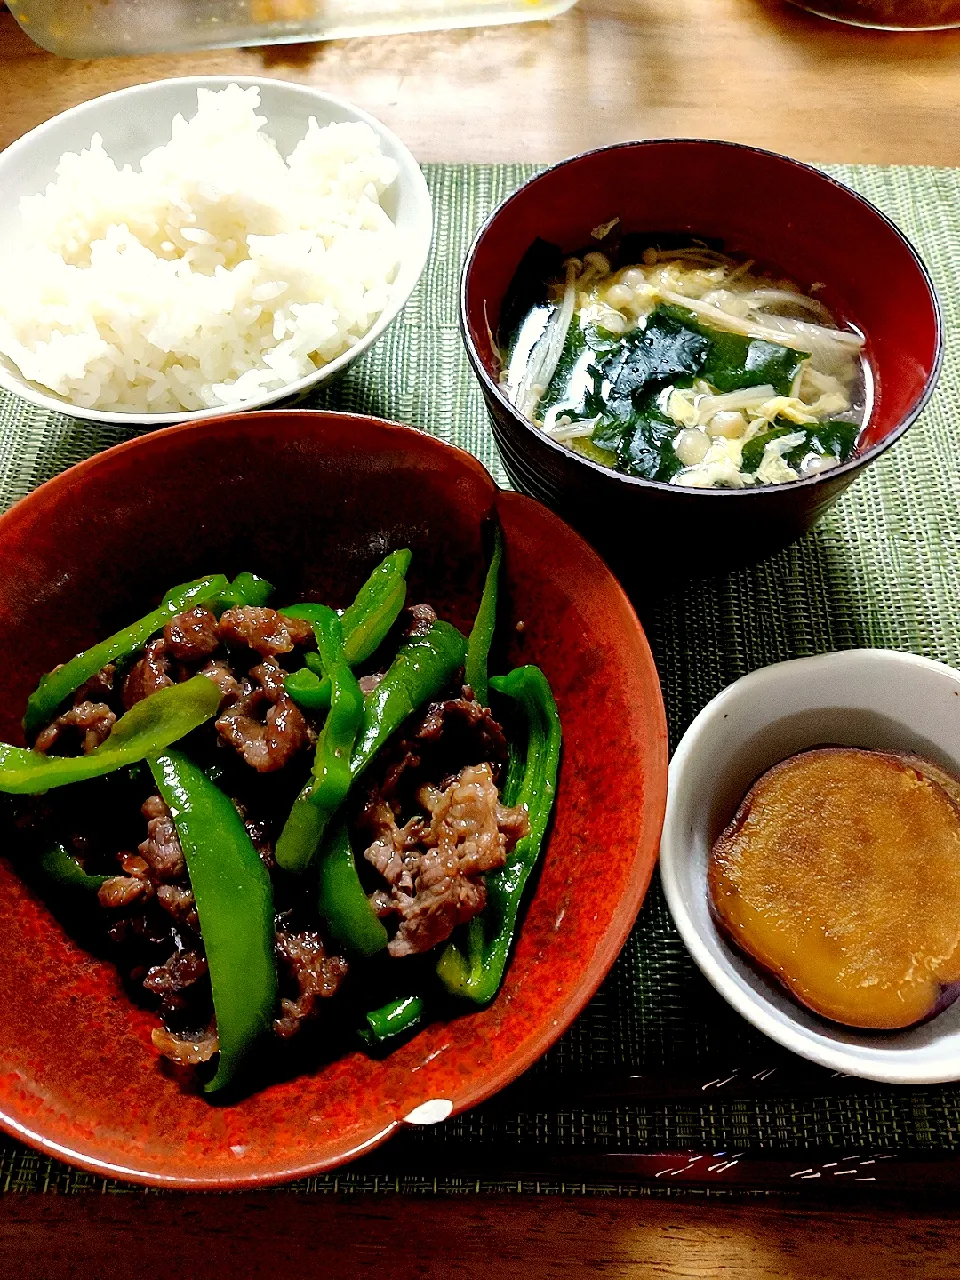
top-left (2, 0), bottom-right (960, 164)
top-left (1, 4), bottom-right (960, 1277)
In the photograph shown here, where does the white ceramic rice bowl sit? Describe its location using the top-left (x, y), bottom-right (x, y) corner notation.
top-left (0, 76), bottom-right (433, 425)
top-left (659, 648), bottom-right (960, 1085)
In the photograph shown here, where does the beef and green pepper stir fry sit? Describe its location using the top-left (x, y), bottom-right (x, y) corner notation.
top-left (4, 537), bottom-right (561, 1093)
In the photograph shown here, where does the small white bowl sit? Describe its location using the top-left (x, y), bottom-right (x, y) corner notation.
top-left (0, 76), bottom-right (432, 425)
top-left (660, 648), bottom-right (960, 1085)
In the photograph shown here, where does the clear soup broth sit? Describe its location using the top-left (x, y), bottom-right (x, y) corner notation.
top-left (500, 236), bottom-right (870, 491)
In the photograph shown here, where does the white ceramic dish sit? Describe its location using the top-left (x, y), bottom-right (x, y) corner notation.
top-left (0, 76), bottom-right (433, 426)
top-left (660, 648), bottom-right (960, 1085)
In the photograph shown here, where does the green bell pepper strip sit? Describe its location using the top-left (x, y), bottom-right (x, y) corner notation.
top-left (281, 548), bottom-right (411, 666)
top-left (464, 522), bottom-right (503, 707)
top-left (283, 667), bottom-right (329, 713)
top-left (348, 619), bottom-right (467, 781)
top-left (37, 841), bottom-right (109, 892)
top-left (159, 575), bottom-right (230, 609)
top-left (149, 751), bottom-right (278, 1094)
top-left (281, 610), bottom-right (366, 864)
top-left (437, 664), bottom-right (561, 1005)
top-left (274, 788), bottom-right (329, 877)
top-left (24, 574), bottom-right (230, 738)
top-left (317, 820), bottom-right (388, 956)
top-left (359, 995), bottom-right (424, 1046)
top-left (304, 607), bottom-right (364, 814)
top-left (215, 572), bottom-right (273, 610)
top-left (275, 619), bottom-right (467, 873)
top-left (339, 547), bottom-right (412, 665)
top-left (0, 675), bottom-right (221, 795)
top-left (274, 602), bottom-right (329, 634)
top-left (281, 549), bottom-right (412, 714)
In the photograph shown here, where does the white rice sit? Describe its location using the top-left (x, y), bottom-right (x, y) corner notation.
top-left (0, 85), bottom-right (401, 413)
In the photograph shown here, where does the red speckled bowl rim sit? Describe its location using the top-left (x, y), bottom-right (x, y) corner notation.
top-left (460, 138), bottom-right (944, 499)
top-left (0, 410), bottom-right (669, 1188)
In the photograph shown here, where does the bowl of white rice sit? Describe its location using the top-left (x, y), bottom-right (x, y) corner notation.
top-left (0, 77), bottom-right (432, 423)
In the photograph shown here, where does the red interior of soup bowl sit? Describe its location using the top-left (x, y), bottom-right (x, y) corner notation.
top-left (462, 139), bottom-right (942, 459)
top-left (0, 410), bottom-right (667, 1188)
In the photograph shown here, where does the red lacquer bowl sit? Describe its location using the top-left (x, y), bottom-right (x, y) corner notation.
top-left (0, 411), bottom-right (667, 1188)
top-left (460, 140), bottom-right (943, 578)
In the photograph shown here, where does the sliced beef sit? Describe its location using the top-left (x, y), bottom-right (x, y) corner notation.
top-left (152, 1023), bottom-right (219, 1066)
top-left (164, 605), bottom-right (219, 661)
top-left (372, 689), bottom-right (509, 811)
top-left (31, 661), bottom-right (119, 753)
top-left (98, 799), bottom-right (190, 949)
top-left (98, 874), bottom-right (152, 909)
top-left (119, 852), bottom-right (150, 878)
top-left (95, 797), bottom-right (206, 1038)
top-left (123, 638), bottom-right (172, 709)
top-left (217, 606), bottom-right (313, 658)
top-left (362, 762), bottom-right (529, 957)
top-left (139, 794), bottom-right (187, 881)
top-left (414, 694), bottom-right (508, 760)
top-left (34, 701), bottom-right (116, 755)
top-left (252, 658), bottom-right (287, 700)
top-left (273, 929), bottom-right (348, 1038)
top-left (74, 663), bottom-right (116, 704)
top-left (32, 589), bottom-right (509, 1075)
top-left (357, 690), bottom-right (523, 956)
top-left (106, 904), bottom-right (176, 951)
top-left (233, 799), bottom-right (275, 871)
top-left (215, 657), bottom-right (311, 772)
top-left (363, 801), bottom-right (426, 897)
top-left (404, 602), bottom-right (438, 638)
top-left (143, 949), bottom-right (209, 1018)
top-left (198, 657), bottom-right (243, 708)
top-left (156, 884), bottom-right (199, 931)
top-left (92, 821), bottom-right (208, 1054)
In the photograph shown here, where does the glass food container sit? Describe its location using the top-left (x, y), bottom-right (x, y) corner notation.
top-left (788, 0), bottom-right (960, 27)
top-left (10, 0), bottom-right (578, 58)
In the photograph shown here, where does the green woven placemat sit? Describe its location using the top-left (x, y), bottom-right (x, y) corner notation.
top-left (1, 162), bottom-right (959, 1197)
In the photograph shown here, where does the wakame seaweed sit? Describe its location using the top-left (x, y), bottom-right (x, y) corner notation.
top-left (533, 303), bottom-right (830, 482)
top-left (602, 310), bottom-right (710, 412)
top-left (604, 397), bottom-right (685, 482)
top-left (658, 304), bottom-right (807, 396)
top-left (740, 419), bottom-right (859, 474)
top-left (502, 237), bottom-right (867, 490)
top-left (540, 307), bottom-right (714, 481)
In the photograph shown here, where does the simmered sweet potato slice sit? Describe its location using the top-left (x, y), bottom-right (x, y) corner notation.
top-left (709, 747), bottom-right (960, 1029)
top-left (893, 753), bottom-right (960, 808)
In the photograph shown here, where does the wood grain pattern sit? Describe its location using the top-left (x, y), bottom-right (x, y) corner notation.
top-left (1, 5), bottom-right (960, 1273)
top-left (1, 0), bottom-right (960, 164)
top-left (1, 1194), bottom-right (960, 1279)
